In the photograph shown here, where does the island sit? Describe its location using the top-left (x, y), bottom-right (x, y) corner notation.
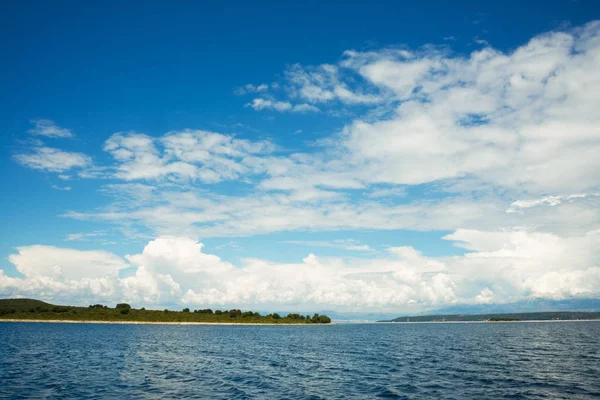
top-left (379, 311), bottom-right (600, 323)
top-left (0, 299), bottom-right (332, 325)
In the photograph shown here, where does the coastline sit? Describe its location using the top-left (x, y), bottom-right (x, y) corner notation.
top-left (377, 319), bottom-right (600, 324)
top-left (0, 318), bottom-right (334, 326)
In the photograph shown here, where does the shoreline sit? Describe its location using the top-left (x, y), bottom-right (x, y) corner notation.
top-left (0, 318), bottom-right (334, 326)
top-left (377, 319), bottom-right (600, 324)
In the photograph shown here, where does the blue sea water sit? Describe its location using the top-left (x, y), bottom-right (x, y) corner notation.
top-left (1, 321), bottom-right (599, 399)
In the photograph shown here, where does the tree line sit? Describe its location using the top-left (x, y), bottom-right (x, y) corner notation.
top-left (1, 302), bottom-right (332, 323)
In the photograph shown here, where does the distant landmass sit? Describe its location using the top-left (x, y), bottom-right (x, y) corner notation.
top-left (0, 299), bottom-right (331, 324)
top-left (429, 298), bottom-right (600, 315)
top-left (380, 311), bottom-right (600, 323)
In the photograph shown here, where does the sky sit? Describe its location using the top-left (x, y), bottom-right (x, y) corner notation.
top-left (1, 0), bottom-right (599, 313)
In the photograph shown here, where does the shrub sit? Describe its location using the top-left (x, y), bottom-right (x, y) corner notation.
top-left (140, 307), bottom-right (146, 311)
top-left (272, 313), bottom-right (281, 320)
top-left (214, 310), bottom-right (222, 315)
top-left (318, 316), bottom-right (331, 324)
top-left (182, 308), bottom-right (190, 313)
top-left (120, 308), bottom-right (130, 315)
top-left (116, 303), bottom-right (131, 309)
top-left (229, 309), bottom-right (242, 318)
top-left (241, 311), bottom-right (254, 318)
top-left (89, 304), bottom-right (105, 309)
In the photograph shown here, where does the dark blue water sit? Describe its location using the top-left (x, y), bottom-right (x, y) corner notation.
top-left (1, 322), bottom-right (599, 399)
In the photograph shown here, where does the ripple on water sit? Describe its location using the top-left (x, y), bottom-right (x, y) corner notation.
top-left (0, 322), bottom-right (599, 399)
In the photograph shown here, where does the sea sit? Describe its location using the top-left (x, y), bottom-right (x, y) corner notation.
top-left (1, 321), bottom-right (599, 399)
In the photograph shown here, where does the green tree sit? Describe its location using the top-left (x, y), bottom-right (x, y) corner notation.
top-left (116, 303), bottom-right (131, 309)
top-left (272, 313), bottom-right (281, 320)
top-left (182, 308), bottom-right (190, 313)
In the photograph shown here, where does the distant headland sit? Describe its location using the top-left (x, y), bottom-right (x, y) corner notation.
top-left (379, 311), bottom-right (600, 323)
top-left (0, 299), bottom-right (332, 325)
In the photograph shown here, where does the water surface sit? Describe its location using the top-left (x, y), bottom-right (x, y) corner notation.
top-left (1, 321), bottom-right (599, 399)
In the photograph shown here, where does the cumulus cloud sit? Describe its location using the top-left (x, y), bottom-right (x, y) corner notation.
top-left (2, 231), bottom-right (598, 310)
top-left (28, 119), bottom-right (73, 138)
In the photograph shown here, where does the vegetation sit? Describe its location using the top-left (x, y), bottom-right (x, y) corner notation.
top-left (487, 317), bottom-right (520, 322)
top-left (380, 311), bottom-right (600, 323)
top-left (0, 298), bottom-right (332, 324)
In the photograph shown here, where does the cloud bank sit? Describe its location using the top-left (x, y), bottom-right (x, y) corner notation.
top-left (2, 231), bottom-right (599, 311)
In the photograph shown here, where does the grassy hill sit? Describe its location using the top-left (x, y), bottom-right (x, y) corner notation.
top-left (381, 311), bottom-right (600, 322)
top-left (0, 298), bottom-right (331, 324)
top-left (0, 298), bottom-right (54, 310)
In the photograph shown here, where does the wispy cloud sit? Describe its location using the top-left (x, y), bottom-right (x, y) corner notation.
top-left (28, 119), bottom-right (73, 138)
top-left (245, 98), bottom-right (320, 113)
top-left (14, 147), bottom-right (91, 172)
top-left (282, 239), bottom-right (373, 252)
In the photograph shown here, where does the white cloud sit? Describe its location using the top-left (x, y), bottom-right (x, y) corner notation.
top-left (246, 98), bottom-right (292, 111)
top-left (65, 231), bottom-right (106, 241)
top-left (234, 83), bottom-right (269, 95)
top-left (253, 21), bottom-right (600, 195)
top-left (14, 147), bottom-right (91, 172)
top-left (28, 119), bottom-right (73, 138)
top-left (292, 103), bottom-right (320, 113)
top-left (2, 231), bottom-right (598, 310)
top-left (51, 185), bottom-right (72, 191)
top-left (245, 98), bottom-right (319, 113)
top-left (103, 130), bottom-right (273, 182)
top-left (506, 193), bottom-right (596, 213)
top-left (8, 245), bottom-right (126, 280)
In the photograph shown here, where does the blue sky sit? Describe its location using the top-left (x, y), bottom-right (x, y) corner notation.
top-left (1, 1), bottom-right (599, 312)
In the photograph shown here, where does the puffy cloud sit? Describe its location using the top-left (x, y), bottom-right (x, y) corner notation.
top-left (28, 119), bottom-right (73, 138)
top-left (8, 245), bottom-right (126, 280)
top-left (2, 231), bottom-right (598, 310)
top-left (14, 147), bottom-right (91, 172)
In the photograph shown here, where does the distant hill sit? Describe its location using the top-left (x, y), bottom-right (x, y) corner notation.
top-left (429, 298), bottom-right (600, 315)
top-left (0, 298), bottom-right (54, 310)
top-left (381, 311), bottom-right (600, 323)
